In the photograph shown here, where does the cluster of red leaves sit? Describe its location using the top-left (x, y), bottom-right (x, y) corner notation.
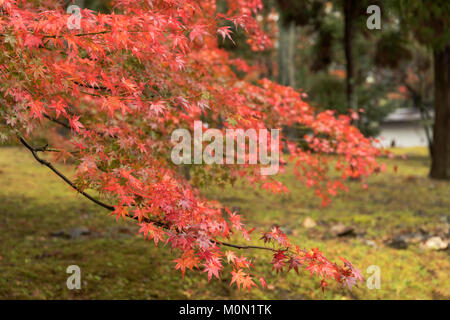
top-left (262, 226), bottom-right (363, 292)
top-left (0, 0), bottom-right (381, 291)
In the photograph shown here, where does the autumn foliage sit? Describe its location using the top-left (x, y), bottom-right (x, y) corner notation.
top-left (0, 0), bottom-right (382, 292)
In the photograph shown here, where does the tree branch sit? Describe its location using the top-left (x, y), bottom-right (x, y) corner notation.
top-left (43, 113), bottom-right (109, 138)
top-left (42, 30), bottom-right (110, 39)
top-left (18, 136), bottom-right (277, 252)
top-left (18, 135), bottom-right (115, 211)
top-left (213, 240), bottom-right (277, 252)
top-left (43, 114), bottom-right (71, 130)
top-left (73, 81), bottom-right (111, 92)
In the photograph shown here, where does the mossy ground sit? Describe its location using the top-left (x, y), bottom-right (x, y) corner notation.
top-left (0, 146), bottom-right (448, 299)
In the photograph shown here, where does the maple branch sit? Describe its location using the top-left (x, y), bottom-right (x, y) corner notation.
top-left (43, 113), bottom-right (112, 139)
top-left (18, 136), bottom-right (170, 230)
top-left (18, 135), bottom-right (115, 211)
top-left (42, 30), bottom-right (110, 39)
top-left (43, 114), bottom-right (71, 130)
top-left (73, 81), bottom-right (111, 92)
top-left (18, 136), bottom-right (280, 252)
top-left (42, 29), bottom-right (158, 40)
top-left (213, 240), bottom-right (277, 252)
top-left (32, 143), bottom-right (61, 153)
top-left (79, 90), bottom-right (103, 97)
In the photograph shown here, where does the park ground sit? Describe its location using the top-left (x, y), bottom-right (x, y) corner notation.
top-left (0, 146), bottom-right (449, 299)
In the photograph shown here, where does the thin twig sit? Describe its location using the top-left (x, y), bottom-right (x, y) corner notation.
top-left (213, 240), bottom-right (276, 252)
top-left (42, 30), bottom-right (110, 39)
top-left (73, 81), bottom-right (111, 92)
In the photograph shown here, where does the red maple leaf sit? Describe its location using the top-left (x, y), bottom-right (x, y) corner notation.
top-left (68, 115), bottom-right (84, 133)
top-left (202, 258), bottom-right (222, 282)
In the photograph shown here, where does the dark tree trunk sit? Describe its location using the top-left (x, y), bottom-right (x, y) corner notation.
top-left (344, 0), bottom-right (356, 112)
top-left (430, 45), bottom-right (450, 180)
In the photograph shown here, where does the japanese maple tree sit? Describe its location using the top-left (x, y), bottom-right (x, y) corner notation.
top-left (0, 0), bottom-right (383, 292)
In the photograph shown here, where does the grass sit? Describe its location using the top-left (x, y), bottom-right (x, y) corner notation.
top-left (0, 146), bottom-right (449, 299)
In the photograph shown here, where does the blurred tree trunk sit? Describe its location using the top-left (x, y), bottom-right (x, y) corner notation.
top-left (403, 83), bottom-right (434, 155)
top-left (343, 0), bottom-right (357, 111)
top-left (430, 45), bottom-right (450, 180)
top-left (278, 21), bottom-right (296, 87)
top-left (395, 0), bottom-right (450, 179)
